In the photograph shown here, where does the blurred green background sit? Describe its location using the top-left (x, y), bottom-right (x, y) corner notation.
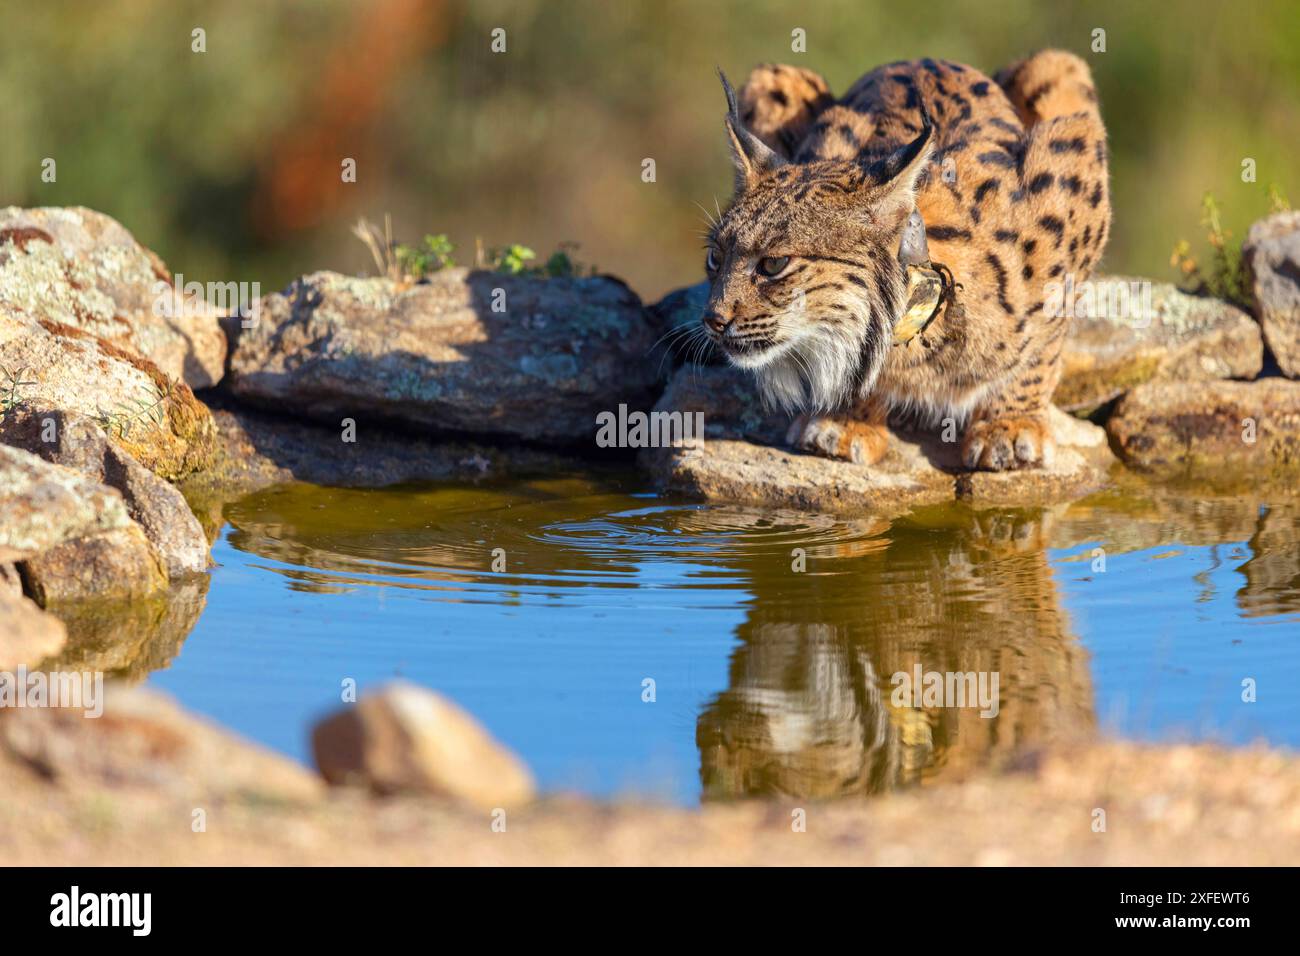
top-left (1, 0), bottom-right (1295, 301)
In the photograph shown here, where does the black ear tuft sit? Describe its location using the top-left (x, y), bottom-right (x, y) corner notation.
top-left (718, 67), bottom-right (741, 119)
top-left (717, 67), bottom-right (787, 190)
top-left (880, 103), bottom-right (933, 184)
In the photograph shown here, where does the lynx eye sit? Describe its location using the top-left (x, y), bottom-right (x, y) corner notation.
top-left (705, 248), bottom-right (720, 274)
top-left (757, 256), bottom-right (790, 278)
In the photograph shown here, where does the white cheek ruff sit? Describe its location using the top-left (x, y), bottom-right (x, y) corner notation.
top-left (738, 289), bottom-right (891, 414)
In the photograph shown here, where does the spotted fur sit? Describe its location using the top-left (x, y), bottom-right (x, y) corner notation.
top-left (702, 51), bottom-right (1112, 470)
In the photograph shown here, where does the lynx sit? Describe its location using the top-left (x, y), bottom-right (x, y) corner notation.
top-left (701, 50), bottom-right (1111, 470)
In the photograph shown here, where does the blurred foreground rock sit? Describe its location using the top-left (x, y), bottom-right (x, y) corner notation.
top-left (5, 729), bottom-right (1299, 865)
top-left (0, 588), bottom-right (66, 669)
top-left (641, 365), bottom-right (1114, 513)
top-left (312, 682), bottom-right (536, 809)
top-left (1243, 210), bottom-right (1300, 378)
top-left (228, 269), bottom-right (662, 444)
top-left (1107, 378), bottom-right (1300, 478)
top-left (0, 684), bottom-right (321, 804)
top-left (0, 206), bottom-right (227, 389)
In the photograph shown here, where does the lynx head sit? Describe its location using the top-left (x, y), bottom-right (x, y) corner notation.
top-left (703, 72), bottom-right (934, 412)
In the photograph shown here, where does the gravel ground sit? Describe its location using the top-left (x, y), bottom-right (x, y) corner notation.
top-left (3, 739), bottom-right (1297, 866)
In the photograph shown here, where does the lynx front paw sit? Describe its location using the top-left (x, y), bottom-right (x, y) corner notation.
top-left (786, 415), bottom-right (889, 465)
top-left (961, 416), bottom-right (1054, 471)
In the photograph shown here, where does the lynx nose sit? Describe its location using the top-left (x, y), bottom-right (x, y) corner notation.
top-left (702, 310), bottom-right (732, 334)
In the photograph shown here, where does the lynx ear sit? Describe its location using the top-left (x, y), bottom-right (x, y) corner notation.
top-left (719, 69), bottom-right (786, 191)
top-left (865, 105), bottom-right (935, 227)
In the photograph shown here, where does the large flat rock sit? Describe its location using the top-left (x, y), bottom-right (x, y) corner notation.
top-left (1107, 378), bottom-right (1300, 479)
top-left (642, 366), bottom-right (1114, 514)
top-left (228, 269), bottom-right (663, 444)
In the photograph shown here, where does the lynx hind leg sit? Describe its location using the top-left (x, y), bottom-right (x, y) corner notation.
top-left (994, 49), bottom-right (1100, 126)
top-left (787, 397), bottom-right (890, 466)
top-left (738, 64), bottom-right (834, 158)
top-left (1017, 107), bottom-right (1112, 288)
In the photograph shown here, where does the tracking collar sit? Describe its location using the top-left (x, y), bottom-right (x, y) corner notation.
top-left (893, 209), bottom-right (947, 346)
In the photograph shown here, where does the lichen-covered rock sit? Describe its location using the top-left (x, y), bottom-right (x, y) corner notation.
top-left (311, 681), bottom-right (536, 809)
top-left (1243, 211), bottom-right (1300, 378)
top-left (0, 409), bottom-right (208, 576)
top-left (1107, 378), bottom-right (1300, 477)
top-left (0, 444), bottom-right (132, 562)
top-left (0, 308), bottom-right (217, 480)
top-left (0, 589), bottom-right (66, 669)
top-left (0, 206), bottom-right (228, 389)
top-left (228, 269), bottom-right (662, 444)
top-left (642, 365), bottom-right (1113, 513)
top-left (1055, 276), bottom-right (1263, 413)
top-left (0, 444), bottom-right (169, 604)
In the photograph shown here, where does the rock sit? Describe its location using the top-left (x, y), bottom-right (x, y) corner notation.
top-left (0, 206), bottom-right (227, 388)
top-left (641, 365), bottom-right (1113, 513)
top-left (0, 684), bottom-right (322, 804)
top-left (1055, 276), bottom-right (1263, 413)
top-left (1243, 211), bottom-right (1300, 378)
top-left (0, 444), bottom-right (169, 604)
top-left (228, 269), bottom-right (662, 444)
top-left (0, 563), bottom-right (21, 598)
top-left (182, 395), bottom-right (585, 512)
top-left (312, 681), bottom-right (536, 809)
top-left (0, 444), bottom-right (133, 562)
top-left (0, 589), bottom-right (66, 669)
top-left (21, 524), bottom-right (167, 606)
top-left (0, 408), bottom-right (208, 576)
top-left (0, 308), bottom-right (217, 480)
top-left (1107, 378), bottom-right (1300, 478)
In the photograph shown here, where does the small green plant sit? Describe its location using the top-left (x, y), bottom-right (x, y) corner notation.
top-left (0, 364), bottom-right (36, 422)
top-left (488, 243), bottom-right (537, 274)
top-left (96, 380), bottom-right (174, 440)
top-left (354, 215), bottom-right (594, 281)
top-left (538, 242), bottom-right (588, 278)
top-left (396, 233), bottom-right (457, 277)
top-left (479, 239), bottom-right (592, 277)
top-left (1171, 185), bottom-right (1291, 308)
